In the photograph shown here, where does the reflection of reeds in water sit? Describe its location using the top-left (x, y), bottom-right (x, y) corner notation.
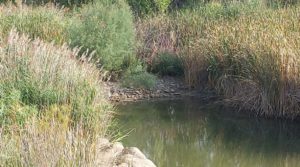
top-left (152, 135), bottom-right (167, 167)
top-left (118, 100), bottom-right (300, 167)
top-left (148, 119), bottom-right (300, 167)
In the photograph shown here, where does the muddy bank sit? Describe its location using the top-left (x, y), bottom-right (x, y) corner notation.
top-left (104, 76), bottom-right (215, 102)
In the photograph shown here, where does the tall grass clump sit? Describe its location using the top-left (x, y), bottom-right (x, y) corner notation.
top-left (0, 30), bottom-right (112, 165)
top-left (68, 0), bottom-right (136, 74)
top-left (180, 7), bottom-right (300, 118)
top-left (0, 4), bottom-right (68, 44)
top-left (199, 8), bottom-right (300, 118)
top-left (136, 1), bottom-right (300, 118)
top-left (135, 1), bottom-right (252, 61)
top-left (135, 0), bottom-right (261, 61)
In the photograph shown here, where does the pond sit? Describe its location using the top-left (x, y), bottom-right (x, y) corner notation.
top-left (116, 98), bottom-right (300, 167)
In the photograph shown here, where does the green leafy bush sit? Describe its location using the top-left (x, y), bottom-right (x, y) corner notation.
top-left (127, 0), bottom-right (172, 15)
top-left (127, 0), bottom-right (156, 15)
top-left (155, 0), bottom-right (172, 12)
top-left (151, 52), bottom-right (183, 76)
top-left (170, 0), bottom-right (199, 8)
top-left (122, 72), bottom-right (157, 89)
top-left (68, 0), bottom-right (136, 72)
top-left (122, 64), bottom-right (157, 89)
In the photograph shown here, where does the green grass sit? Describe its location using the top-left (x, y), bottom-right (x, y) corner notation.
top-left (0, 4), bottom-right (68, 44)
top-left (122, 64), bottom-right (157, 89)
top-left (126, 0), bottom-right (172, 16)
top-left (0, 30), bottom-right (112, 165)
top-left (150, 52), bottom-right (183, 76)
top-left (122, 72), bottom-right (157, 89)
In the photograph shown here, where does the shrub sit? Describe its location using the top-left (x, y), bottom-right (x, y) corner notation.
top-left (127, 0), bottom-right (172, 15)
top-left (170, 0), bottom-right (201, 8)
top-left (155, 0), bottom-right (172, 12)
top-left (122, 72), bottom-right (157, 89)
top-left (68, 0), bottom-right (136, 73)
top-left (151, 52), bottom-right (183, 76)
top-left (126, 0), bottom-right (156, 15)
top-left (122, 64), bottom-right (157, 89)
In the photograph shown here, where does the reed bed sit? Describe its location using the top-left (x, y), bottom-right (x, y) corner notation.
top-left (194, 8), bottom-right (300, 118)
top-left (137, 3), bottom-right (300, 118)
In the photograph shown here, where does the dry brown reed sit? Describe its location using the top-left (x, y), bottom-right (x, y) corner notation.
top-left (136, 4), bottom-right (300, 118)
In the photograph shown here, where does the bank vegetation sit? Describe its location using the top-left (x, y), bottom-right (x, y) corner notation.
top-left (1, 0), bottom-right (300, 165)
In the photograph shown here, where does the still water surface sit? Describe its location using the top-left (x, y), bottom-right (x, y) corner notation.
top-left (116, 98), bottom-right (300, 167)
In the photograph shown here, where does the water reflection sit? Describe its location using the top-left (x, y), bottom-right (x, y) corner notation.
top-left (116, 98), bottom-right (300, 167)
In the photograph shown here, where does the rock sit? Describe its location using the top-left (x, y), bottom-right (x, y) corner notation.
top-left (113, 142), bottom-right (124, 153)
top-left (96, 139), bottom-right (156, 167)
top-left (115, 163), bottom-right (129, 167)
top-left (123, 147), bottom-right (146, 159)
top-left (119, 154), bottom-right (156, 167)
top-left (104, 142), bottom-right (124, 157)
top-left (98, 138), bottom-right (110, 148)
top-left (104, 76), bottom-right (196, 102)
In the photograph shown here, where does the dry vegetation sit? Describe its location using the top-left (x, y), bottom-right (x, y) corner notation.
top-left (136, 1), bottom-right (300, 118)
top-left (1, 0), bottom-right (300, 165)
